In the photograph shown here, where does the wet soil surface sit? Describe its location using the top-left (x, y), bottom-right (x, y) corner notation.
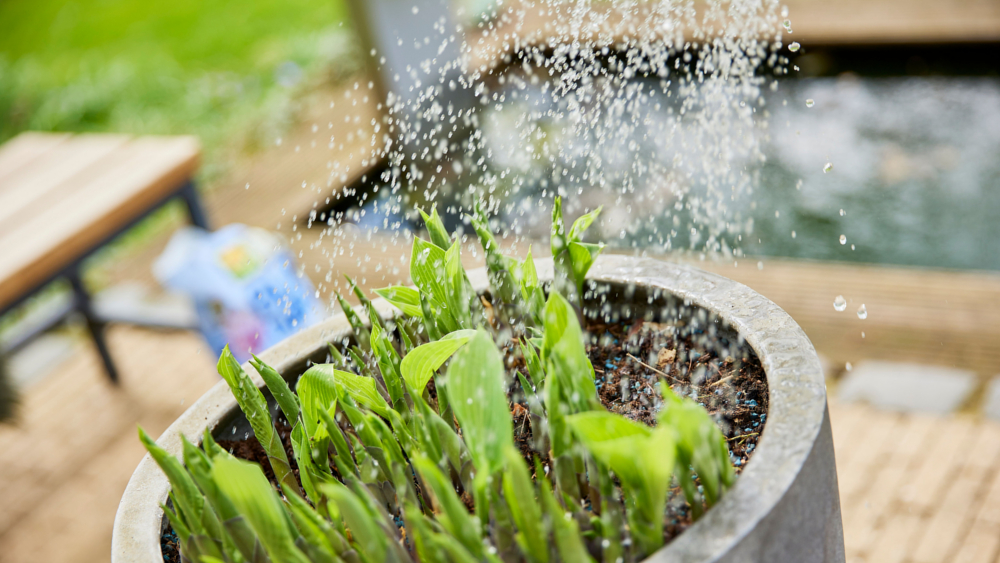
top-left (585, 318), bottom-right (768, 540)
top-left (161, 318), bottom-right (768, 558)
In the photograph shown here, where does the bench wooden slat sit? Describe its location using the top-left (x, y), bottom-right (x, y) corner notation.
top-left (0, 134), bottom-right (200, 311)
top-left (0, 133), bottom-right (72, 184)
top-left (0, 135), bottom-right (132, 232)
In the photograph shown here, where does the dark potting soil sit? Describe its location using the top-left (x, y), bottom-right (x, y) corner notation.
top-left (160, 318), bottom-right (768, 559)
top-left (585, 318), bottom-right (768, 541)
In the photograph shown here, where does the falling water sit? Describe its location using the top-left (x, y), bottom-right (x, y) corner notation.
top-left (304, 0), bottom-right (789, 302)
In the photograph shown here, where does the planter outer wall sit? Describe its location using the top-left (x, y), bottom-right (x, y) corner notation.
top-left (113, 255), bottom-right (845, 563)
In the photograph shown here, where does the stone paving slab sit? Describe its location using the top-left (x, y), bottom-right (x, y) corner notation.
top-left (837, 360), bottom-right (976, 414)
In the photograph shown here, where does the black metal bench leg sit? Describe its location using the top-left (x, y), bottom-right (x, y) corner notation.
top-left (67, 269), bottom-right (119, 385)
top-left (177, 180), bottom-right (211, 230)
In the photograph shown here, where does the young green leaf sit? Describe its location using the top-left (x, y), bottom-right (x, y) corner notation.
top-left (566, 410), bottom-right (676, 554)
top-left (542, 292), bottom-right (601, 413)
top-left (568, 206), bottom-right (602, 242)
top-left (419, 207), bottom-right (453, 250)
top-left (320, 482), bottom-right (392, 563)
top-left (568, 241), bottom-right (603, 287)
top-left (302, 364), bottom-right (391, 419)
top-left (502, 447), bottom-right (548, 563)
top-left (217, 346), bottom-right (300, 496)
top-left (211, 456), bottom-right (311, 563)
top-left (470, 203), bottom-right (518, 303)
top-left (181, 436), bottom-right (262, 562)
top-left (445, 330), bottom-right (514, 475)
top-left (138, 427), bottom-right (218, 539)
top-left (250, 354), bottom-right (299, 425)
top-left (399, 329), bottom-right (476, 393)
top-left (346, 275), bottom-right (386, 332)
top-left (444, 240), bottom-right (474, 327)
top-left (283, 488), bottom-right (337, 563)
top-left (538, 470), bottom-right (594, 563)
top-left (316, 401), bottom-right (358, 477)
top-left (335, 292), bottom-right (372, 353)
top-left (411, 237), bottom-right (457, 326)
top-left (367, 314), bottom-right (404, 407)
top-left (373, 286), bottom-right (424, 318)
top-left (412, 456), bottom-right (484, 557)
top-left (659, 386), bottom-right (735, 511)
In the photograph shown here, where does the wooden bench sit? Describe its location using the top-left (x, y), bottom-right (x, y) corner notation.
top-left (0, 132), bottom-right (208, 384)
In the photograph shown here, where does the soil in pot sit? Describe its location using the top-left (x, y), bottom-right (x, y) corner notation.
top-left (159, 315), bottom-right (768, 560)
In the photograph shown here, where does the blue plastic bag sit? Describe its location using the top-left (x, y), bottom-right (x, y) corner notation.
top-left (153, 224), bottom-right (325, 362)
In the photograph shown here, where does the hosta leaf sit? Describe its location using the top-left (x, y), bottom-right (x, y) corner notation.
top-left (373, 286), bottom-right (424, 318)
top-left (659, 387), bottom-right (735, 509)
top-left (411, 237), bottom-right (450, 310)
top-left (316, 402), bottom-right (358, 477)
top-left (400, 329), bottom-right (476, 393)
top-left (320, 482), bottom-right (390, 563)
top-left (283, 489), bottom-right (337, 562)
top-left (296, 365), bottom-right (340, 441)
top-left (335, 292), bottom-right (371, 353)
top-left (445, 330), bottom-right (513, 475)
top-left (502, 447), bottom-right (548, 563)
top-left (303, 364), bottom-right (391, 419)
top-left (568, 241), bottom-right (603, 288)
top-left (138, 428), bottom-right (218, 540)
top-left (445, 240), bottom-right (473, 327)
top-left (568, 206), bottom-right (602, 242)
top-left (542, 292), bottom-right (600, 412)
top-left (419, 207), bottom-right (453, 250)
top-left (567, 410), bottom-right (675, 554)
top-left (471, 204), bottom-right (517, 303)
top-left (412, 456), bottom-right (484, 557)
top-left (211, 456), bottom-right (311, 563)
top-left (250, 355), bottom-right (299, 425)
top-left (539, 472), bottom-right (593, 563)
top-left (217, 346), bottom-right (300, 496)
top-left (368, 316), bottom-right (404, 406)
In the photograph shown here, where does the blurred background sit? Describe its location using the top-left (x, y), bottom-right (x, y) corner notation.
top-left (0, 0), bottom-right (998, 561)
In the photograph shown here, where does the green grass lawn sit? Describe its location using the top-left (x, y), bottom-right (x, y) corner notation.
top-left (0, 0), bottom-right (354, 180)
top-left (0, 0), bottom-right (358, 329)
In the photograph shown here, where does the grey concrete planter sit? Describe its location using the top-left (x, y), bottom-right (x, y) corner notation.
top-left (113, 255), bottom-right (845, 562)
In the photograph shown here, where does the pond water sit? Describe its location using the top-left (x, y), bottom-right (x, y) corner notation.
top-left (352, 74), bottom-right (1000, 272)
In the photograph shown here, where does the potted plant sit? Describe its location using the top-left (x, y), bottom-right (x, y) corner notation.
top-left (114, 199), bottom-right (844, 562)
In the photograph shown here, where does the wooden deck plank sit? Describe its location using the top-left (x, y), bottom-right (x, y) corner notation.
top-left (0, 326), bottom-right (217, 542)
top-left (899, 417), bottom-right (977, 513)
top-left (951, 523), bottom-right (1000, 563)
top-left (840, 415), bottom-right (935, 555)
top-left (865, 513), bottom-right (923, 563)
top-left (465, 0), bottom-right (1000, 73)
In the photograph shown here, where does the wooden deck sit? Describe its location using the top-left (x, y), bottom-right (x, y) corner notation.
top-left (1, 326), bottom-right (999, 562)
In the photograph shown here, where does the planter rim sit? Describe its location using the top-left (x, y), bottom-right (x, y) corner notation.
top-left (113, 254), bottom-right (830, 563)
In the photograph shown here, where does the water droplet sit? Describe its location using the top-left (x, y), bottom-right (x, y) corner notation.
top-left (789, 42), bottom-right (801, 52)
top-left (806, 99), bottom-right (815, 108)
top-left (834, 295), bottom-right (847, 312)
top-left (791, 230), bottom-right (797, 238)
top-left (857, 304), bottom-right (867, 319)
top-left (839, 209), bottom-right (845, 216)
top-left (845, 362), bottom-right (853, 371)
top-left (824, 162), bottom-right (833, 173)
top-left (839, 234), bottom-right (847, 245)
top-left (783, 19), bottom-right (792, 30)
